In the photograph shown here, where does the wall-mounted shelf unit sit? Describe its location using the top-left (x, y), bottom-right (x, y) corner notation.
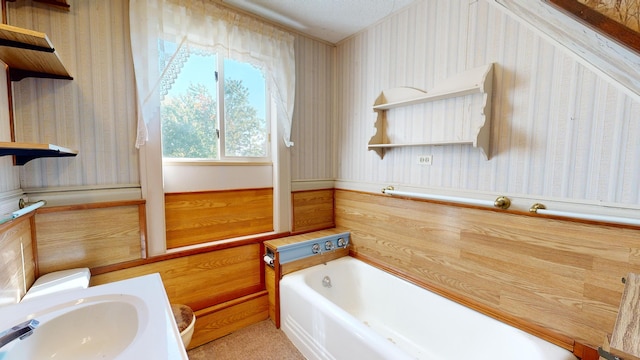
top-left (0, 16), bottom-right (75, 164)
top-left (0, 141), bottom-right (77, 165)
top-left (368, 63), bottom-right (494, 160)
top-left (0, 23), bottom-right (72, 81)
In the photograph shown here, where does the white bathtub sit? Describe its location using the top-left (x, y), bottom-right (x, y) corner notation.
top-left (280, 256), bottom-right (577, 360)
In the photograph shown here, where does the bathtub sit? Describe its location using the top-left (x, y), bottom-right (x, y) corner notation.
top-left (280, 256), bottom-right (577, 360)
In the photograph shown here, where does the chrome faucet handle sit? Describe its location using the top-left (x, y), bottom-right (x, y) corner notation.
top-left (312, 243), bottom-right (321, 254)
top-left (325, 240), bottom-right (334, 251)
top-left (337, 238), bottom-right (347, 248)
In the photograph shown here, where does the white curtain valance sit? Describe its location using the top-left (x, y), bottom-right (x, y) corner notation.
top-left (129, 0), bottom-right (296, 148)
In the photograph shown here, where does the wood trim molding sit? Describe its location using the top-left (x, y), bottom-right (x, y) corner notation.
top-left (91, 231), bottom-right (290, 276)
top-left (195, 290), bottom-right (269, 318)
top-left (35, 199), bottom-right (146, 213)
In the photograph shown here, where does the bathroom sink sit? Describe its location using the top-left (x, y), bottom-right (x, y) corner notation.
top-left (4, 297), bottom-right (144, 360)
top-left (0, 273), bottom-right (187, 360)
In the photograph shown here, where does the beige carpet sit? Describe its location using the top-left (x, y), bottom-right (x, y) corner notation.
top-left (187, 320), bottom-right (305, 360)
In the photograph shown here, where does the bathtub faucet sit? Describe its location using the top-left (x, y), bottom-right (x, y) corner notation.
top-left (325, 241), bottom-right (334, 251)
top-left (0, 319), bottom-right (39, 349)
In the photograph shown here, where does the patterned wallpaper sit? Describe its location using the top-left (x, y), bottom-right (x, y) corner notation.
top-left (334, 0), bottom-right (640, 207)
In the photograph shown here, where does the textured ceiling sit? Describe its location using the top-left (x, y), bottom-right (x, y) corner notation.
top-left (222, 0), bottom-right (416, 43)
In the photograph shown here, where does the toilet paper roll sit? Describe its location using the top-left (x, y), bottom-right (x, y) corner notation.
top-left (263, 255), bottom-right (274, 266)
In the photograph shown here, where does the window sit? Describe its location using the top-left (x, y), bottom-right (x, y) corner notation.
top-left (159, 42), bottom-right (270, 161)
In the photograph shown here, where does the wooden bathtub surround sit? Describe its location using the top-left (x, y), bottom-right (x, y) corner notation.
top-left (165, 188), bottom-right (274, 249)
top-left (291, 189), bottom-right (335, 234)
top-left (264, 228), bottom-right (350, 327)
top-left (334, 189), bottom-right (640, 357)
top-left (0, 214), bottom-right (36, 305)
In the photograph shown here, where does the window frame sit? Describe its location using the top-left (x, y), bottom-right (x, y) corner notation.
top-left (160, 44), bottom-right (272, 164)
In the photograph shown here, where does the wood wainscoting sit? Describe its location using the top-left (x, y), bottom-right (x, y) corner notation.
top-left (165, 188), bottom-right (273, 249)
top-left (34, 200), bottom-right (146, 274)
top-left (334, 189), bottom-right (640, 352)
top-left (91, 240), bottom-right (270, 349)
top-left (291, 188), bottom-right (334, 234)
top-left (0, 215), bottom-right (36, 305)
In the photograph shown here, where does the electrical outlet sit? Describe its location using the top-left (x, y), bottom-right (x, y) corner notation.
top-left (417, 155), bottom-right (433, 165)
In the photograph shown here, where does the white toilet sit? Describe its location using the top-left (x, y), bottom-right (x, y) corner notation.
top-left (21, 268), bottom-right (196, 350)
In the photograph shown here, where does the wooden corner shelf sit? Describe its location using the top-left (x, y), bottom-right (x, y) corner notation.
top-left (368, 63), bottom-right (494, 160)
top-left (0, 141), bottom-right (78, 165)
top-left (0, 23), bottom-right (72, 81)
top-left (608, 273), bottom-right (640, 360)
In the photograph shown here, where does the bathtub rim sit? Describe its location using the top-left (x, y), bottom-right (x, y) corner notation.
top-left (346, 251), bottom-right (577, 353)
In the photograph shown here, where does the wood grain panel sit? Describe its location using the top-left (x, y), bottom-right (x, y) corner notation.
top-left (91, 243), bottom-right (266, 347)
top-left (34, 202), bottom-right (144, 274)
top-left (335, 189), bottom-right (640, 350)
top-left (265, 265), bottom-right (276, 324)
top-left (190, 292), bottom-right (269, 349)
top-left (291, 189), bottom-right (334, 234)
top-left (91, 244), bottom-right (263, 311)
top-left (165, 189), bottom-right (273, 249)
top-left (0, 215), bottom-right (35, 305)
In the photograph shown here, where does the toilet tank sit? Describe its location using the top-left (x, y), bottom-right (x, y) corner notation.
top-left (21, 268), bottom-right (91, 302)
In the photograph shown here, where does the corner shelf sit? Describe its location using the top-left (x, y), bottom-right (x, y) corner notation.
top-left (0, 23), bottom-right (72, 81)
top-left (0, 20), bottom-right (76, 165)
top-left (0, 141), bottom-right (77, 165)
top-left (368, 63), bottom-right (493, 160)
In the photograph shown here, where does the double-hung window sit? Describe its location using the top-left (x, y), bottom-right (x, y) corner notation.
top-left (159, 42), bottom-right (270, 162)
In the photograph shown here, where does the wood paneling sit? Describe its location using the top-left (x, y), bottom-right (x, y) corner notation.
top-left (34, 201), bottom-right (145, 274)
top-left (91, 244), bottom-right (263, 309)
top-left (291, 189), bottom-right (334, 233)
top-left (265, 265), bottom-right (276, 323)
top-left (335, 189), bottom-right (640, 349)
top-left (191, 291), bottom-right (269, 349)
top-left (0, 215), bottom-right (35, 305)
top-left (165, 189), bottom-right (273, 249)
top-left (91, 243), bottom-right (265, 347)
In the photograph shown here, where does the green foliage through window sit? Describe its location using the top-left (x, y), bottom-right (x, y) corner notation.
top-left (159, 43), bottom-right (269, 160)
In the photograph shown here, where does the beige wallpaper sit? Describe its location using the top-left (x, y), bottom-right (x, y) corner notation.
top-left (4, 0), bottom-right (335, 193)
top-left (8, 0), bottom-right (138, 189)
top-left (334, 0), bottom-right (640, 207)
top-left (4, 0), bottom-right (640, 211)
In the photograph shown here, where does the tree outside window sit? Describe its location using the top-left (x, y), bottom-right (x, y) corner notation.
top-left (160, 44), bottom-right (269, 161)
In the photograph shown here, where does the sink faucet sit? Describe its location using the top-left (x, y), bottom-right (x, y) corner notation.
top-left (0, 319), bottom-right (39, 349)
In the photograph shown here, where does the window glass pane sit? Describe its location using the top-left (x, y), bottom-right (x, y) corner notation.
top-left (223, 58), bottom-right (268, 158)
top-left (160, 45), bottom-right (219, 159)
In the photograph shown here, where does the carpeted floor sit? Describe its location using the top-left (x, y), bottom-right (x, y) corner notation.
top-left (187, 320), bottom-right (305, 360)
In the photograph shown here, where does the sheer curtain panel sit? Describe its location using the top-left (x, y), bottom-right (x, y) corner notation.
top-left (129, 0), bottom-right (296, 148)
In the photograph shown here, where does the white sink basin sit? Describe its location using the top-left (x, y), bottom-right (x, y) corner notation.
top-left (0, 274), bottom-right (187, 360)
top-left (5, 297), bottom-right (143, 359)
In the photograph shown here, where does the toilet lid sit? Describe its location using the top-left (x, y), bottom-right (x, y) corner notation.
top-left (171, 304), bottom-right (194, 333)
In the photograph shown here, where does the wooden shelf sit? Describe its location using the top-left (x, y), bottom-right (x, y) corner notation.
top-left (608, 273), bottom-right (640, 360)
top-left (0, 141), bottom-right (78, 165)
top-left (0, 23), bottom-right (72, 81)
top-left (368, 63), bottom-right (494, 160)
